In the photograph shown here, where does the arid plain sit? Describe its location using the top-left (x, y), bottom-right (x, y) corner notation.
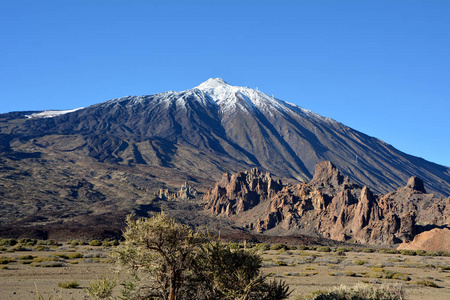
top-left (0, 241), bottom-right (449, 300)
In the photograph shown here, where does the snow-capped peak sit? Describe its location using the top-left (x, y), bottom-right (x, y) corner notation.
top-left (192, 78), bottom-right (333, 121)
top-left (195, 78), bottom-right (229, 90)
top-left (194, 78), bottom-right (292, 115)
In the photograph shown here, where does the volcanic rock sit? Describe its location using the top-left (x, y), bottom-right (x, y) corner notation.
top-left (398, 228), bottom-right (450, 252)
top-left (205, 162), bottom-right (449, 246)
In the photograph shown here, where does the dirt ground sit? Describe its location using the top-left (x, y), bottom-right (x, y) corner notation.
top-left (0, 243), bottom-right (449, 300)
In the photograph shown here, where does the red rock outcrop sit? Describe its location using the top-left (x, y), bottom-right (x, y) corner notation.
top-left (398, 228), bottom-right (450, 252)
top-left (204, 161), bottom-right (449, 246)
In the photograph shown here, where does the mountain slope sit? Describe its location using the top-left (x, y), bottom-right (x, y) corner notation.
top-left (1, 78), bottom-right (450, 239)
top-left (6, 78), bottom-right (448, 195)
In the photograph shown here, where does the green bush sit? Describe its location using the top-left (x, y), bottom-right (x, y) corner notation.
top-left (0, 239), bottom-right (18, 246)
top-left (18, 238), bottom-right (36, 245)
top-left (275, 260), bottom-right (288, 266)
top-left (336, 247), bottom-right (352, 252)
top-left (0, 257), bottom-right (13, 264)
top-left (358, 248), bottom-right (375, 253)
top-left (297, 283), bottom-right (405, 300)
top-left (32, 262), bottom-right (64, 268)
top-left (270, 243), bottom-right (289, 251)
top-left (354, 259), bottom-right (367, 265)
top-left (108, 240), bottom-right (119, 246)
top-left (58, 280), bottom-right (79, 289)
top-left (379, 248), bottom-right (399, 254)
top-left (89, 240), bottom-right (102, 246)
top-left (415, 280), bottom-right (440, 288)
top-left (36, 239), bottom-right (58, 246)
top-left (254, 243), bottom-right (271, 251)
top-left (415, 249), bottom-right (427, 256)
top-left (297, 245), bottom-right (309, 250)
top-left (85, 276), bottom-right (117, 299)
top-left (67, 252), bottom-right (83, 259)
top-left (316, 246), bottom-right (331, 252)
top-left (33, 257), bottom-right (57, 263)
top-left (400, 249), bottom-right (416, 256)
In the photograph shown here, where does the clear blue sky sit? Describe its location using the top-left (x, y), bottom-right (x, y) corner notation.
top-left (1, 1), bottom-right (449, 167)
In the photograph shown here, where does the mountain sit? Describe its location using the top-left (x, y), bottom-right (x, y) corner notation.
top-left (0, 78), bottom-right (449, 239)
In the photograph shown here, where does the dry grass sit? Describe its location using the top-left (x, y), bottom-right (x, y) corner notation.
top-left (0, 242), bottom-right (449, 299)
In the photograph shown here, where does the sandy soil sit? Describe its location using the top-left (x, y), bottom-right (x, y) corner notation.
top-left (0, 244), bottom-right (449, 299)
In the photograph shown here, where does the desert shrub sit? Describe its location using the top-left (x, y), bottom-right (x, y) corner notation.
top-left (343, 271), bottom-right (356, 277)
top-left (316, 246), bottom-right (331, 252)
top-left (58, 280), bottom-right (79, 289)
top-left (336, 247), bottom-right (352, 252)
top-left (34, 245), bottom-right (49, 251)
top-left (370, 267), bottom-right (384, 273)
top-left (0, 257), bottom-right (13, 264)
top-left (10, 244), bottom-right (28, 251)
top-left (90, 240), bottom-right (102, 246)
top-left (116, 212), bottom-right (291, 300)
top-left (18, 238), bottom-right (36, 245)
top-left (358, 248), bottom-right (375, 253)
top-left (353, 259), bottom-right (367, 265)
top-left (36, 239), bottom-right (58, 246)
top-left (415, 249), bottom-right (427, 256)
top-left (33, 256), bottom-right (57, 263)
top-left (0, 239), bottom-right (18, 246)
top-left (67, 252), bottom-right (83, 259)
top-left (400, 249), bottom-right (416, 256)
top-left (33, 262), bottom-right (64, 267)
top-left (107, 240), bottom-right (119, 246)
top-left (54, 253), bottom-right (69, 259)
top-left (275, 259), bottom-right (288, 266)
top-left (415, 279), bottom-right (440, 288)
top-left (85, 276), bottom-right (117, 299)
top-left (297, 245), bottom-right (310, 250)
top-left (379, 248), bottom-right (399, 254)
top-left (271, 243), bottom-right (289, 251)
top-left (297, 283), bottom-right (405, 300)
top-left (70, 240), bottom-right (80, 246)
top-left (254, 243), bottom-right (271, 251)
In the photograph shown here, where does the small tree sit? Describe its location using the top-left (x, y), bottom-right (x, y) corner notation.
top-left (116, 213), bottom-right (203, 300)
top-left (116, 212), bottom-right (291, 300)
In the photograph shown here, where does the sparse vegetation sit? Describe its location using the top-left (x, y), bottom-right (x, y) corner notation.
top-left (316, 246), bottom-right (331, 252)
top-left (415, 279), bottom-right (440, 288)
top-left (58, 280), bottom-right (79, 289)
top-left (84, 276), bottom-right (117, 299)
top-left (353, 259), bottom-right (367, 265)
top-left (297, 283), bottom-right (405, 300)
top-left (89, 240), bottom-right (103, 246)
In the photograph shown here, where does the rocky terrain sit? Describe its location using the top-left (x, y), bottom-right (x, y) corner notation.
top-left (1, 78), bottom-right (449, 244)
top-left (204, 162), bottom-right (450, 246)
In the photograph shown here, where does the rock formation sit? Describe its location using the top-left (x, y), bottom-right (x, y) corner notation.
top-left (204, 161), bottom-right (450, 246)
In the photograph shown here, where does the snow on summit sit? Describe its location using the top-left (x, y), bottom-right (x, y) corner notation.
top-left (193, 78), bottom-right (321, 119)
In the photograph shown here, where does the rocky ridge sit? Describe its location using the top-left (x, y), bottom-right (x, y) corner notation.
top-left (204, 161), bottom-right (450, 246)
